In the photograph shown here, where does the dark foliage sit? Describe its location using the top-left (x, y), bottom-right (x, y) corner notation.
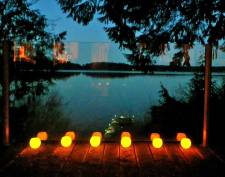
top-left (0, 71), bottom-right (77, 143)
top-left (0, 0), bottom-right (48, 42)
top-left (146, 73), bottom-right (225, 145)
top-left (0, 0), bottom-right (67, 76)
top-left (57, 0), bottom-right (225, 71)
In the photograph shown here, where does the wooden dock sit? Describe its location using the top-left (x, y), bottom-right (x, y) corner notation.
top-left (0, 142), bottom-right (224, 177)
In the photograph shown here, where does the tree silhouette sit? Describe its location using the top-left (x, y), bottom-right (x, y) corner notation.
top-left (57, 0), bottom-right (170, 71)
top-left (57, 0), bottom-right (225, 146)
top-left (0, 0), bottom-right (51, 146)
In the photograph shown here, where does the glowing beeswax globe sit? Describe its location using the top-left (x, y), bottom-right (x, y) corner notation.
top-left (121, 132), bottom-right (132, 148)
top-left (37, 131), bottom-right (48, 141)
top-left (61, 136), bottom-right (72, 148)
top-left (29, 137), bottom-right (41, 149)
top-left (176, 133), bottom-right (186, 142)
top-left (90, 132), bottom-right (102, 147)
top-left (180, 138), bottom-right (192, 149)
top-left (152, 138), bottom-right (163, 149)
top-left (65, 131), bottom-right (76, 141)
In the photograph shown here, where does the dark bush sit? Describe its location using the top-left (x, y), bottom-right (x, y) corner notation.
top-left (145, 73), bottom-right (225, 145)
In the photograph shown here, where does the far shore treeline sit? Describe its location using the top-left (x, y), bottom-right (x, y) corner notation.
top-left (10, 61), bottom-right (225, 72)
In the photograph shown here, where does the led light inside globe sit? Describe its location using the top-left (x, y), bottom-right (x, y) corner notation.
top-left (121, 132), bottom-right (132, 148)
top-left (90, 132), bottom-right (102, 147)
top-left (61, 136), bottom-right (72, 148)
top-left (152, 138), bottom-right (163, 149)
top-left (29, 137), bottom-right (41, 149)
top-left (180, 138), bottom-right (192, 149)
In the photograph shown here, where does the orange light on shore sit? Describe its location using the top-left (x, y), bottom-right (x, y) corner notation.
top-left (29, 137), bottom-right (41, 149)
top-left (61, 136), bottom-right (72, 148)
top-left (150, 133), bottom-right (160, 141)
top-left (176, 133), bottom-right (186, 141)
top-left (65, 131), bottom-right (76, 141)
top-left (37, 131), bottom-right (48, 141)
top-left (180, 138), bottom-right (192, 149)
top-left (90, 132), bottom-right (102, 147)
top-left (121, 132), bottom-right (132, 148)
top-left (152, 138), bottom-right (163, 149)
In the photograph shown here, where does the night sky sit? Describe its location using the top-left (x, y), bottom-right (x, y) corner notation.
top-left (32, 0), bottom-right (225, 66)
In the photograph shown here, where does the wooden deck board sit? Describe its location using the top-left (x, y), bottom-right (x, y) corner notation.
top-left (134, 142), bottom-right (154, 167)
top-left (62, 143), bottom-right (105, 177)
top-left (178, 145), bottom-right (219, 177)
top-left (179, 145), bottom-right (203, 163)
top-left (81, 143), bottom-right (105, 177)
top-left (31, 144), bottom-right (74, 176)
top-left (60, 143), bottom-right (90, 177)
top-left (1, 144), bottom-right (74, 177)
top-left (67, 143), bottom-right (90, 163)
top-left (149, 144), bottom-right (170, 161)
top-left (84, 144), bottom-right (104, 165)
top-left (134, 142), bottom-right (158, 177)
top-left (165, 144), bottom-right (191, 176)
top-left (119, 145), bottom-right (138, 177)
top-left (102, 143), bottom-right (119, 177)
top-left (193, 146), bottom-right (225, 177)
top-left (0, 143), bottom-right (224, 177)
top-left (149, 144), bottom-right (189, 177)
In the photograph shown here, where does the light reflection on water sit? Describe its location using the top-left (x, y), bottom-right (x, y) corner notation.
top-left (49, 71), bottom-right (225, 133)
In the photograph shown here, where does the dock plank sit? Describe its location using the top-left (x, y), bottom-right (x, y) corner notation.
top-left (134, 142), bottom-right (158, 177)
top-left (192, 147), bottom-right (225, 177)
top-left (179, 145), bottom-right (203, 163)
top-left (134, 142), bottom-right (153, 167)
top-left (149, 144), bottom-right (182, 177)
top-left (1, 143), bottom-right (74, 177)
top-left (102, 143), bottom-right (119, 177)
top-left (60, 143), bottom-right (90, 177)
top-left (81, 143), bottom-right (105, 177)
top-left (119, 144), bottom-right (138, 177)
top-left (34, 144), bottom-right (74, 176)
top-left (178, 145), bottom-right (208, 177)
top-left (165, 144), bottom-right (190, 176)
top-left (149, 144), bottom-right (170, 161)
top-left (1, 142), bottom-right (224, 177)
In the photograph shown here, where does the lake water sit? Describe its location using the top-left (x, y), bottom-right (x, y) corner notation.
top-left (49, 71), bottom-right (225, 133)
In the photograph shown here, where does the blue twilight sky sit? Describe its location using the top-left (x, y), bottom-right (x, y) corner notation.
top-left (32, 0), bottom-right (225, 66)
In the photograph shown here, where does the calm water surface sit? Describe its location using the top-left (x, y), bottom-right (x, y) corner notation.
top-left (49, 71), bottom-right (225, 132)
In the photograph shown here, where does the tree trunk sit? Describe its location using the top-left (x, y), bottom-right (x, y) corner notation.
top-left (203, 44), bottom-right (212, 147)
top-left (2, 40), bottom-right (10, 146)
